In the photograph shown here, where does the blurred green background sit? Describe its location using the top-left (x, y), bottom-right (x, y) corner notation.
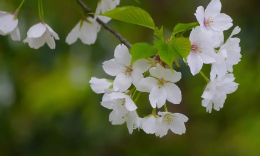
top-left (0, 0), bottom-right (259, 155)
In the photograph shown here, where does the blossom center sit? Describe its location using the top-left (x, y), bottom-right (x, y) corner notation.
top-left (157, 78), bottom-right (166, 88)
top-left (203, 17), bottom-right (214, 28)
top-left (191, 44), bottom-right (201, 53)
top-left (124, 66), bottom-right (133, 77)
top-left (162, 114), bottom-right (174, 125)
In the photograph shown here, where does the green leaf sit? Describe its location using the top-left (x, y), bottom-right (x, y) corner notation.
top-left (101, 6), bottom-right (155, 29)
top-left (171, 37), bottom-right (191, 62)
top-left (130, 43), bottom-right (158, 63)
top-left (173, 22), bottom-right (199, 35)
top-left (154, 40), bottom-right (181, 69)
top-left (176, 38), bottom-right (191, 59)
top-left (154, 26), bottom-right (164, 40)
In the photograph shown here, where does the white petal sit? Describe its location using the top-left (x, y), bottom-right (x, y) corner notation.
top-left (125, 96), bottom-right (137, 111)
top-left (102, 59), bottom-right (124, 76)
top-left (223, 82), bottom-right (238, 94)
top-left (165, 83), bottom-right (182, 104)
top-left (215, 63), bottom-right (227, 80)
top-left (114, 44), bottom-right (131, 66)
top-left (127, 111), bottom-right (141, 134)
top-left (174, 113), bottom-right (189, 122)
top-left (46, 33), bottom-right (56, 49)
top-left (10, 26), bottom-right (20, 41)
top-left (205, 100), bottom-right (213, 113)
top-left (45, 24), bottom-right (59, 40)
top-left (212, 92), bottom-right (226, 111)
top-left (132, 59), bottom-right (151, 73)
top-left (97, 15), bottom-right (111, 23)
top-left (79, 19), bottom-right (100, 45)
top-left (187, 52), bottom-right (203, 75)
top-left (101, 100), bottom-right (114, 109)
top-left (202, 82), bottom-right (216, 99)
top-left (149, 64), bottom-right (164, 79)
top-left (126, 113), bottom-right (135, 134)
top-left (24, 34), bottom-right (46, 49)
top-left (0, 14), bottom-right (18, 34)
top-left (210, 64), bottom-right (217, 80)
top-left (95, 3), bottom-right (111, 23)
top-left (205, 0), bottom-right (221, 17)
top-left (27, 23), bottom-right (46, 38)
top-left (212, 13), bottom-right (233, 32)
top-left (199, 49), bottom-right (216, 64)
top-left (221, 74), bottom-right (238, 94)
top-left (131, 70), bottom-right (144, 87)
top-left (132, 70), bottom-right (149, 93)
top-left (113, 73), bottom-right (132, 92)
top-left (149, 87), bottom-right (167, 108)
top-left (228, 26), bottom-right (241, 40)
top-left (163, 70), bottom-right (181, 83)
top-left (202, 99), bottom-right (211, 107)
top-left (137, 77), bottom-right (157, 92)
top-left (141, 116), bottom-right (157, 134)
top-left (89, 77), bottom-right (112, 94)
top-left (210, 31), bottom-right (224, 47)
top-left (194, 6), bottom-right (205, 28)
top-left (66, 22), bottom-right (80, 45)
top-left (109, 109), bottom-right (127, 125)
top-left (108, 92), bottom-right (126, 100)
top-left (170, 119), bottom-right (186, 135)
top-left (155, 121), bottom-right (168, 138)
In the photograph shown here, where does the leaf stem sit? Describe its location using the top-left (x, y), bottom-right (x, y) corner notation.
top-left (38, 0), bottom-right (42, 21)
top-left (131, 87), bottom-right (137, 99)
top-left (152, 108), bottom-right (156, 115)
top-left (14, 0), bottom-right (26, 19)
top-left (41, 0), bottom-right (44, 20)
top-left (134, 91), bottom-right (141, 103)
top-left (199, 71), bottom-right (210, 83)
top-left (175, 59), bottom-right (180, 67)
top-left (164, 104), bottom-right (168, 112)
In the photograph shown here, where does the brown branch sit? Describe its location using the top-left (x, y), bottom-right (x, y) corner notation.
top-left (76, 0), bottom-right (132, 49)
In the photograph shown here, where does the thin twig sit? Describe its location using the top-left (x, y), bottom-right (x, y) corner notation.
top-left (76, 0), bottom-right (132, 49)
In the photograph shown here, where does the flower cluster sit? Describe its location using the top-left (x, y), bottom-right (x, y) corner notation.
top-left (187, 0), bottom-right (241, 113)
top-left (0, 0), bottom-right (120, 49)
top-left (90, 44), bottom-right (188, 137)
top-left (1, 0), bottom-right (241, 137)
top-left (89, 0), bottom-right (241, 137)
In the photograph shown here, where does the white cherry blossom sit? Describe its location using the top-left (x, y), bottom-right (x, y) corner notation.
top-left (138, 64), bottom-right (182, 108)
top-left (103, 44), bottom-right (151, 92)
top-left (141, 112), bottom-right (188, 137)
top-left (101, 92), bottom-right (140, 134)
top-left (110, 109), bottom-right (140, 134)
top-left (24, 22), bottom-right (59, 49)
top-left (210, 26), bottom-right (241, 80)
top-left (95, 0), bottom-right (120, 23)
top-left (0, 11), bottom-right (20, 41)
top-left (202, 74), bottom-right (238, 113)
top-left (89, 77), bottom-right (112, 94)
top-left (195, 0), bottom-right (233, 32)
top-left (155, 112), bottom-right (188, 137)
top-left (66, 18), bottom-right (100, 45)
top-left (187, 27), bottom-right (216, 75)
